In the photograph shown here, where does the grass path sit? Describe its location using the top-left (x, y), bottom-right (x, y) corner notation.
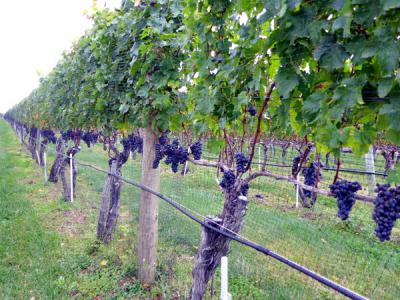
top-left (0, 120), bottom-right (63, 299)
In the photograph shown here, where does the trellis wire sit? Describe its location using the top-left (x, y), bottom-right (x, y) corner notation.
top-left (72, 157), bottom-right (368, 300)
top-left (9, 124), bottom-right (398, 299)
top-left (202, 153), bottom-right (387, 177)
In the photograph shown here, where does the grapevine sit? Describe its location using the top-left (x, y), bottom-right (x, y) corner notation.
top-left (373, 184), bottom-right (400, 242)
top-left (235, 152), bottom-right (249, 173)
top-left (190, 140), bottom-right (203, 160)
top-left (153, 138), bottom-right (204, 172)
top-left (82, 132), bottom-right (98, 148)
top-left (248, 105), bottom-right (257, 117)
top-left (159, 132), bottom-right (170, 146)
top-left (302, 162), bottom-right (322, 198)
top-left (219, 169), bottom-right (236, 192)
top-left (128, 134), bottom-right (143, 154)
top-left (152, 138), bottom-right (188, 173)
top-left (330, 180), bottom-right (362, 220)
top-left (41, 129), bottom-right (57, 144)
top-left (61, 130), bottom-right (72, 141)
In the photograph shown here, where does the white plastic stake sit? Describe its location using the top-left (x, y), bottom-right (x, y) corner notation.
top-left (36, 150), bottom-right (41, 166)
top-left (220, 256), bottom-right (231, 300)
top-left (44, 151), bottom-right (48, 182)
top-left (258, 145), bottom-right (261, 171)
top-left (365, 146), bottom-right (376, 196)
top-left (295, 175), bottom-right (299, 208)
top-left (184, 146), bottom-right (191, 176)
top-left (70, 153), bottom-right (74, 202)
top-left (183, 161), bottom-right (188, 176)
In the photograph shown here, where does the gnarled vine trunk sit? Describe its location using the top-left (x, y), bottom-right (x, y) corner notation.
top-left (28, 127), bottom-right (38, 161)
top-left (97, 163), bottom-right (114, 241)
top-left (189, 192), bottom-right (249, 300)
top-left (38, 139), bottom-right (48, 167)
top-left (49, 137), bottom-right (66, 183)
top-left (97, 148), bottom-right (129, 244)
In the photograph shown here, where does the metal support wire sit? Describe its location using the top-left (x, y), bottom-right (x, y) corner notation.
top-left (73, 158), bottom-right (368, 300)
top-left (202, 154), bottom-right (388, 177)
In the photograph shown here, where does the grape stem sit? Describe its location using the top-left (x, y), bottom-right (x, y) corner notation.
top-left (292, 138), bottom-right (311, 178)
top-left (240, 108), bottom-right (247, 152)
top-left (246, 82), bottom-right (276, 172)
top-left (333, 158), bottom-right (341, 183)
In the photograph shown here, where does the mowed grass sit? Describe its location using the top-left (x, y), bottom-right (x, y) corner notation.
top-left (1, 119), bottom-right (400, 299)
top-left (0, 120), bottom-right (63, 299)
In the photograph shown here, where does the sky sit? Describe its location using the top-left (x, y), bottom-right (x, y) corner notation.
top-left (0, 0), bottom-right (121, 114)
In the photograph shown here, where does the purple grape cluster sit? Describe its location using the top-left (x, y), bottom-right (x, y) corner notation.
top-left (121, 137), bottom-right (131, 152)
top-left (190, 140), bottom-right (203, 160)
top-left (120, 134), bottom-right (143, 154)
top-left (373, 184), bottom-right (400, 242)
top-left (41, 129), bottom-right (57, 144)
top-left (153, 143), bottom-right (165, 169)
top-left (159, 133), bottom-right (169, 146)
top-left (219, 170), bottom-right (250, 196)
top-left (235, 152), bottom-right (249, 173)
top-left (61, 130), bottom-right (72, 141)
top-left (82, 132), bottom-right (98, 148)
top-left (152, 138), bottom-right (188, 173)
top-left (153, 136), bottom-right (203, 172)
top-left (164, 139), bottom-right (188, 173)
top-left (61, 129), bottom-right (83, 141)
top-left (330, 180), bottom-right (362, 220)
top-left (129, 134), bottom-right (143, 154)
top-left (248, 105), bottom-right (257, 116)
top-left (302, 162), bottom-right (322, 198)
top-left (220, 170), bottom-right (236, 192)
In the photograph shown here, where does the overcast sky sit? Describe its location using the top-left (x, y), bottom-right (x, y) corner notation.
top-left (0, 0), bottom-right (120, 114)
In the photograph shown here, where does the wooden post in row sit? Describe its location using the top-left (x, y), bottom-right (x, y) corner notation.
top-left (138, 126), bottom-right (160, 285)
